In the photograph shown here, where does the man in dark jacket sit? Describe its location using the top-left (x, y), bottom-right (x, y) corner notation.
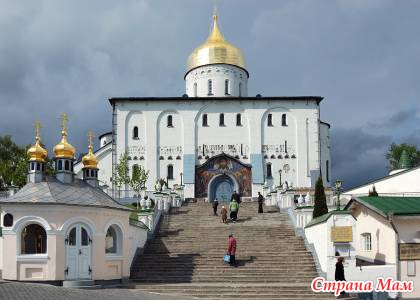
top-left (231, 191), bottom-right (241, 204)
top-left (335, 257), bottom-right (346, 295)
top-left (257, 192), bottom-right (264, 213)
top-left (212, 199), bottom-right (219, 216)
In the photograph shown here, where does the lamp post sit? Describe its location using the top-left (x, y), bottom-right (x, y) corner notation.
top-left (335, 179), bottom-right (342, 210)
top-left (180, 172), bottom-right (183, 186)
top-left (278, 169), bottom-right (282, 188)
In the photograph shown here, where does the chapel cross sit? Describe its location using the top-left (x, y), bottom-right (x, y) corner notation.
top-left (88, 130), bottom-right (94, 148)
top-left (60, 113), bottom-right (69, 133)
top-left (34, 121), bottom-right (42, 140)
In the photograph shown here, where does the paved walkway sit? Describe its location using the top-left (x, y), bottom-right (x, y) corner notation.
top-left (0, 281), bottom-right (197, 300)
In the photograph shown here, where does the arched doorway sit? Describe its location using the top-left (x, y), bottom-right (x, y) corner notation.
top-left (65, 223), bottom-right (92, 280)
top-left (209, 174), bottom-right (236, 202)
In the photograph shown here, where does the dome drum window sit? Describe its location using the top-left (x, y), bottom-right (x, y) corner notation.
top-left (267, 114), bottom-right (273, 127)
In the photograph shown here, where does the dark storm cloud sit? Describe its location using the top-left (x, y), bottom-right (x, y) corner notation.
top-left (331, 128), bottom-right (392, 190)
top-left (1, 0), bottom-right (420, 188)
top-left (367, 109), bottom-right (419, 129)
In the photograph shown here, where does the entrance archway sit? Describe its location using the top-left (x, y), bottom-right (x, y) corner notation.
top-left (208, 174), bottom-right (238, 202)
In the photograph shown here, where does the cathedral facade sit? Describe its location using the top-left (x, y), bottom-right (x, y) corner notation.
top-left (76, 14), bottom-right (331, 201)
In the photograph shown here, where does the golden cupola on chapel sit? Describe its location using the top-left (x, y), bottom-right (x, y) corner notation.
top-left (186, 13), bottom-right (246, 73)
top-left (82, 131), bottom-right (98, 169)
top-left (27, 121), bottom-right (48, 162)
top-left (53, 113), bottom-right (76, 159)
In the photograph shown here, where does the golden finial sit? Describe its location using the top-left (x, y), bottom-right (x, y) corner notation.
top-left (27, 120), bottom-right (48, 162)
top-left (88, 130), bottom-right (94, 149)
top-left (35, 121), bottom-right (42, 141)
top-left (60, 112), bottom-right (69, 135)
top-left (53, 113), bottom-right (76, 159)
top-left (82, 130), bottom-right (98, 169)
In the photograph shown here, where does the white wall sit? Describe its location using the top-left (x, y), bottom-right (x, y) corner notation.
top-left (103, 97), bottom-right (330, 199)
top-left (342, 167), bottom-right (420, 202)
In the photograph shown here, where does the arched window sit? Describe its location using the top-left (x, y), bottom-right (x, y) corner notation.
top-left (21, 224), bottom-right (47, 254)
top-left (285, 140), bottom-right (288, 153)
top-left (236, 113), bottom-right (242, 126)
top-left (202, 114), bottom-right (208, 127)
top-left (225, 79), bottom-right (230, 95)
top-left (30, 162), bottom-right (35, 171)
top-left (193, 82), bottom-right (198, 97)
top-left (105, 226), bottom-right (117, 254)
top-left (167, 165), bottom-right (174, 180)
top-left (65, 160), bottom-right (70, 171)
top-left (361, 233), bottom-right (372, 251)
top-left (282, 114), bottom-right (287, 126)
top-left (267, 114), bottom-right (273, 126)
top-left (58, 160), bottom-right (63, 171)
top-left (326, 160), bottom-right (330, 182)
top-left (36, 163), bottom-right (40, 171)
top-left (208, 79), bottom-right (213, 95)
top-left (167, 115), bottom-right (173, 127)
top-left (266, 163), bottom-right (272, 178)
top-left (133, 126), bottom-right (139, 139)
top-left (219, 113), bottom-right (225, 126)
top-left (239, 82), bottom-right (242, 97)
top-left (3, 213), bottom-right (13, 227)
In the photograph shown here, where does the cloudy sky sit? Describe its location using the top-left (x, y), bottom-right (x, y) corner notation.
top-left (1, 0), bottom-right (419, 189)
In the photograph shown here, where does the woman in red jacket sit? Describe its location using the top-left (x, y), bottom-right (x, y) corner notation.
top-left (227, 234), bottom-right (237, 267)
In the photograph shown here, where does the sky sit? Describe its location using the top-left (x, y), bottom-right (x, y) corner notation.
top-left (0, 0), bottom-right (419, 190)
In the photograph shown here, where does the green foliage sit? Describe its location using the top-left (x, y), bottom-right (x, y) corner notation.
top-left (130, 164), bottom-right (149, 197)
top-left (313, 176), bottom-right (328, 219)
top-left (113, 152), bottom-right (130, 189)
top-left (0, 135), bottom-right (29, 190)
top-left (368, 185), bottom-right (379, 197)
top-left (386, 143), bottom-right (420, 170)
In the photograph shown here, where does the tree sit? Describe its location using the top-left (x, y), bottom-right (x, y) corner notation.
top-left (386, 143), bottom-right (420, 171)
top-left (0, 135), bottom-right (29, 190)
top-left (130, 164), bottom-right (149, 209)
top-left (313, 176), bottom-right (328, 219)
top-left (113, 152), bottom-right (130, 198)
top-left (368, 185), bottom-right (379, 197)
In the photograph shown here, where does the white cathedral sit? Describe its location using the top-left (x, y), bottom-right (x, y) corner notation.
top-left (75, 14), bottom-right (331, 201)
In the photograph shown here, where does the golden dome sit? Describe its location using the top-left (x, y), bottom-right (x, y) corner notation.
top-left (27, 122), bottom-right (48, 162)
top-left (186, 14), bottom-right (246, 74)
top-left (82, 131), bottom-right (98, 169)
top-left (53, 113), bottom-right (76, 159)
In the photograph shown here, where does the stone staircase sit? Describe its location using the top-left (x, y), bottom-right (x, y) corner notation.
top-left (130, 201), bottom-right (335, 299)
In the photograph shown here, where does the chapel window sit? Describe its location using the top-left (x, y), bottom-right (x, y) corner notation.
top-left (30, 163), bottom-right (35, 171)
top-left (3, 213), bottom-right (13, 227)
top-left (167, 115), bottom-right (173, 127)
top-left (219, 113), bottom-right (225, 126)
top-left (361, 233), bottom-right (372, 251)
top-left (225, 79), bottom-right (230, 95)
top-left (36, 163), bottom-right (40, 171)
top-left (194, 82), bottom-right (198, 97)
top-left (65, 160), bottom-right (70, 171)
top-left (58, 160), bottom-right (63, 171)
top-left (267, 114), bottom-right (273, 127)
top-left (282, 114), bottom-right (287, 126)
top-left (21, 224), bottom-right (47, 254)
top-left (236, 113), bottom-right (242, 126)
top-left (105, 226), bottom-right (117, 254)
top-left (133, 126), bottom-right (139, 139)
top-left (202, 114), bottom-right (208, 127)
top-left (266, 163), bottom-right (272, 178)
top-left (208, 79), bottom-right (213, 96)
top-left (167, 165), bottom-right (174, 180)
top-left (239, 82), bottom-right (242, 97)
